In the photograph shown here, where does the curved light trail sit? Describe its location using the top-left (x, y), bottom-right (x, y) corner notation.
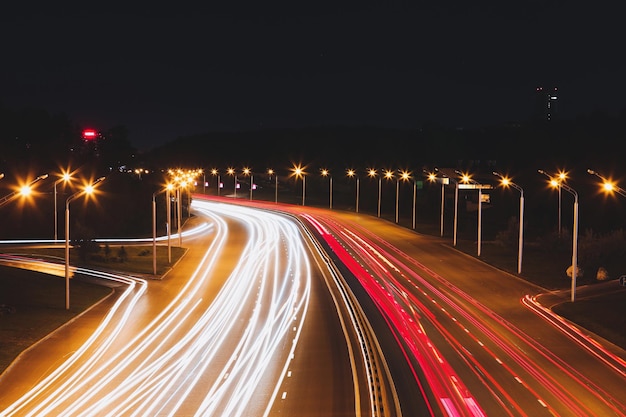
top-left (1, 200), bottom-right (318, 416)
top-left (294, 210), bottom-right (626, 416)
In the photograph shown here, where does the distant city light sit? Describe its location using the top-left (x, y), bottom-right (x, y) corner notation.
top-left (82, 129), bottom-right (97, 140)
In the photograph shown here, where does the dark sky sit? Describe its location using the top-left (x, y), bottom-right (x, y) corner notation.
top-left (2, 3), bottom-right (625, 152)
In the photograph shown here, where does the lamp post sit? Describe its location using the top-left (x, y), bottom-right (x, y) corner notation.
top-left (267, 169), bottom-right (278, 203)
top-left (588, 169), bottom-right (626, 197)
top-left (401, 171), bottom-right (417, 230)
top-left (457, 170), bottom-right (487, 256)
top-left (0, 174), bottom-right (49, 209)
top-left (292, 165), bottom-right (306, 206)
top-left (368, 168), bottom-right (381, 217)
top-left (211, 169), bottom-right (221, 196)
top-left (65, 176), bottom-right (105, 310)
top-left (347, 169), bottom-right (360, 213)
top-left (166, 183), bottom-right (173, 263)
top-left (243, 167), bottom-right (254, 200)
top-left (453, 177), bottom-right (459, 246)
top-left (321, 169), bottom-right (332, 209)
top-left (176, 185), bottom-right (183, 246)
top-left (539, 169), bottom-right (579, 302)
top-left (395, 175), bottom-right (400, 223)
top-left (493, 172), bottom-right (524, 274)
top-left (383, 169), bottom-right (394, 220)
top-left (152, 186), bottom-right (168, 275)
top-left (539, 169), bottom-right (566, 235)
top-left (227, 167), bottom-right (237, 198)
top-left (433, 168), bottom-right (459, 246)
top-left (54, 171), bottom-right (72, 242)
top-left (426, 170), bottom-right (447, 237)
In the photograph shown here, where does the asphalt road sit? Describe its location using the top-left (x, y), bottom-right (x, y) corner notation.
top-left (0, 199), bottom-right (388, 416)
top-left (1, 194), bottom-right (625, 416)
top-left (278, 202), bottom-right (626, 416)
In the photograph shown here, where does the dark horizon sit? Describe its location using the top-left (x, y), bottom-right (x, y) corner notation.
top-left (2, 3), bottom-right (625, 152)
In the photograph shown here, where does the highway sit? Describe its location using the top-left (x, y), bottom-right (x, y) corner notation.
top-left (276, 202), bottom-right (626, 416)
top-left (1, 194), bottom-right (625, 416)
top-left (0, 199), bottom-right (402, 416)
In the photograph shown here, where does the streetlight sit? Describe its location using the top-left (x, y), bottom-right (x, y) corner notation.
top-left (291, 165), bottom-right (306, 206)
top-left (347, 169), bottom-right (360, 213)
top-left (588, 169), bottom-right (626, 197)
top-left (268, 169), bottom-right (278, 203)
top-left (539, 169), bottom-right (568, 235)
top-left (243, 167), bottom-right (254, 200)
top-left (539, 169), bottom-right (579, 302)
top-left (400, 170), bottom-right (417, 230)
top-left (425, 169), bottom-right (447, 237)
top-left (321, 169), bottom-right (332, 209)
top-left (368, 168), bottom-right (381, 217)
top-left (383, 169), bottom-right (394, 220)
top-left (176, 183), bottom-right (184, 246)
top-left (152, 186), bottom-right (169, 275)
top-left (398, 170), bottom-right (412, 225)
top-left (65, 176), bottom-right (105, 310)
top-left (54, 171), bottom-right (73, 242)
top-left (457, 170), bottom-right (490, 257)
top-left (211, 169), bottom-right (221, 196)
top-left (166, 183), bottom-right (174, 263)
top-left (227, 167), bottom-right (238, 198)
top-left (0, 174), bottom-right (49, 208)
top-left (493, 172), bottom-right (524, 274)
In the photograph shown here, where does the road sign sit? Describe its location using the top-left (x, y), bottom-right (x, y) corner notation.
top-left (620, 275), bottom-right (626, 286)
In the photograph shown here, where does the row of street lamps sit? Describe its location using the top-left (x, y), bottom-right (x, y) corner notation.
top-left (199, 165), bottom-right (624, 303)
top-left (0, 172), bottom-right (107, 310)
top-left (3, 165), bottom-right (624, 307)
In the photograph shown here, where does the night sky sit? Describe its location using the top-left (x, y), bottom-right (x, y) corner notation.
top-left (2, 3), bottom-right (625, 152)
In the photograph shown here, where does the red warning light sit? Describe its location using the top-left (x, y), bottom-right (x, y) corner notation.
top-left (82, 129), bottom-right (97, 140)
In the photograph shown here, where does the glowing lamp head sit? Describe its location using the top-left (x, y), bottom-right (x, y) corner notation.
top-left (20, 185), bottom-right (32, 196)
top-left (603, 182), bottom-right (615, 192)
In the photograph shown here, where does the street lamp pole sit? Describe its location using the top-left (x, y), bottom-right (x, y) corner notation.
top-left (0, 174), bottom-right (49, 209)
top-left (211, 169), bottom-right (220, 196)
top-left (588, 169), bottom-right (626, 197)
top-left (555, 171), bottom-right (567, 236)
top-left (368, 169), bottom-right (380, 217)
top-left (65, 177), bottom-right (105, 310)
top-left (426, 170), bottom-right (446, 237)
top-left (166, 184), bottom-right (172, 263)
top-left (227, 168), bottom-right (237, 199)
top-left (243, 167), bottom-right (254, 200)
top-left (177, 187), bottom-right (182, 246)
top-left (395, 177), bottom-right (400, 223)
top-left (152, 187), bottom-right (168, 275)
top-left (457, 171), bottom-right (485, 257)
top-left (494, 172), bottom-right (524, 274)
top-left (268, 169), bottom-right (278, 203)
top-left (539, 169), bottom-right (579, 302)
top-left (399, 170), bottom-right (412, 225)
top-left (412, 178), bottom-right (417, 230)
top-left (54, 172), bottom-right (72, 242)
top-left (383, 169), bottom-right (394, 220)
top-left (292, 165), bottom-right (306, 206)
top-left (453, 179), bottom-right (459, 246)
top-left (563, 183), bottom-right (579, 302)
top-left (347, 169), bottom-right (359, 213)
top-left (321, 169), bottom-right (332, 209)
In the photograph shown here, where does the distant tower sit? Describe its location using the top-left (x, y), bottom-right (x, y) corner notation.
top-left (535, 86), bottom-right (558, 121)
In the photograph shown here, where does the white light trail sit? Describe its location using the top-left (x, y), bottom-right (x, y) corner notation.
top-left (1, 199), bottom-right (313, 417)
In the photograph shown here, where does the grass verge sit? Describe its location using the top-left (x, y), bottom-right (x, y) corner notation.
top-left (0, 245), bottom-right (185, 373)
